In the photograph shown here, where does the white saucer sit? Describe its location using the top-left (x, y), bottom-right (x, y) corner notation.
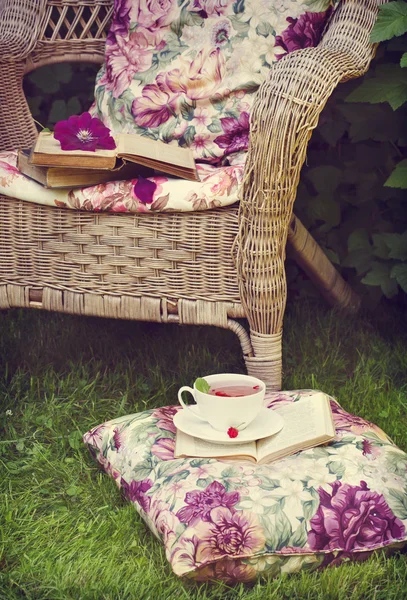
top-left (173, 406), bottom-right (284, 444)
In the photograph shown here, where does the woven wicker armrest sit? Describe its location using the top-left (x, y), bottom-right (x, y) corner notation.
top-left (236, 0), bottom-right (385, 384)
top-left (0, 0), bottom-right (48, 61)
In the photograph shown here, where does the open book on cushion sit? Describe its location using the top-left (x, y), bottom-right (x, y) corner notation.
top-left (175, 392), bottom-right (335, 463)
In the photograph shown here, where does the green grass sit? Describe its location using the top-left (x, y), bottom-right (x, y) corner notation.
top-left (0, 300), bottom-right (407, 600)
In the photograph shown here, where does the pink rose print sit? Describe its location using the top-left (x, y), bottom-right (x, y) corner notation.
top-left (275, 11), bottom-right (332, 56)
top-left (134, 0), bottom-right (179, 30)
top-left (214, 111), bottom-right (250, 155)
top-left (194, 506), bottom-right (266, 561)
top-left (176, 481), bottom-right (239, 524)
top-left (308, 480), bottom-right (405, 553)
top-left (104, 32), bottom-right (154, 98)
top-left (165, 48), bottom-right (225, 101)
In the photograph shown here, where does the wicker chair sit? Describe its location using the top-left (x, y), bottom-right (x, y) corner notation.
top-left (0, 0), bottom-right (382, 390)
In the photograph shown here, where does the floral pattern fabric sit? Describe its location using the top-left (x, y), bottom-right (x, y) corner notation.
top-left (1, 1), bottom-right (337, 214)
top-left (92, 0), bottom-right (335, 165)
top-left (83, 390), bottom-right (407, 582)
top-left (0, 150), bottom-right (243, 212)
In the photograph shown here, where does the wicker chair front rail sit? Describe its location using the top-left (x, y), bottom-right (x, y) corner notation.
top-left (0, 0), bottom-right (383, 389)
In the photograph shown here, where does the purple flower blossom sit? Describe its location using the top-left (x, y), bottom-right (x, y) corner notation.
top-left (112, 427), bottom-right (122, 451)
top-left (194, 506), bottom-right (265, 560)
top-left (133, 176), bottom-right (157, 205)
top-left (214, 112), bottom-right (250, 155)
top-left (121, 477), bottom-right (153, 511)
top-left (308, 480), bottom-right (405, 552)
top-left (53, 112), bottom-right (116, 152)
top-left (275, 11), bottom-right (331, 56)
top-left (108, 0), bottom-right (132, 41)
top-left (151, 437), bottom-right (175, 461)
top-left (152, 406), bottom-right (179, 434)
top-left (177, 481), bottom-right (239, 524)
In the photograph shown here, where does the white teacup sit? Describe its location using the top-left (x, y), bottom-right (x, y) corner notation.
top-left (177, 373), bottom-right (265, 432)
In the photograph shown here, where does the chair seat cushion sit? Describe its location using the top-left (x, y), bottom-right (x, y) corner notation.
top-left (0, 150), bottom-right (244, 212)
top-left (83, 390), bottom-right (407, 582)
top-left (91, 0), bottom-right (335, 164)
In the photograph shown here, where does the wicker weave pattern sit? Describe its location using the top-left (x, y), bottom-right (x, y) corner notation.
top-left (0, 199), bottom-right (242, 305)
top-left (0, 0), bottom-right (383, 390)
top-left (236, 0), bottom-right (384, 383)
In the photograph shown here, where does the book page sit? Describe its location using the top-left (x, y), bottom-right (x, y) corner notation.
top-left (118, 133), bottom-right (196, 170)
top-left (175, 430), bottom-right (257, 461)
top-left (34, 132), bottom-right (117, 158)
top-left (257, 393), bottom-right (333, 463)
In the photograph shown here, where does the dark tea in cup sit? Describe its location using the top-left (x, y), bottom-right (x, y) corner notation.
top-left (208, 384), bottom-right (261, 397)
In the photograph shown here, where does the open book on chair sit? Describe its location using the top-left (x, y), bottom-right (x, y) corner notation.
top-left (175, 392), bottom-right (335, 464)
top-left (30, 131), bottom-right (199, 181)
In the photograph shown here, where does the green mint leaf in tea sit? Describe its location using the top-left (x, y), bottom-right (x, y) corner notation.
top-left (194, 377), bottom-right (211, 394)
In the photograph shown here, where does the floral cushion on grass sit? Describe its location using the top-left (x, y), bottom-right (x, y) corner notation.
top-left (0, 150), bottom-right (243, 212)
top-left (92, 0), bottom-right (336, 164)
top-left (83, 390), bottom-right (407, 582)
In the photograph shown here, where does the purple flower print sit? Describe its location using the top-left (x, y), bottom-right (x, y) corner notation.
top-left (112, 427), bottom-right (123, 450)
top-left (151, 437), bottom-right (175, 461)
top-left (133, 176), bottom-right (157, 205)
top-left (176, 481), bottom-right (239, 524)
top-left (214, 112), bottom-right (250, 155)
top-left (275, 11), bottom-right (331, 55)
top-left (132, 75), bottom-right (177, 128)
top-left (108, 0), bottom-right (132, 41)
top-left (194, 506), bottom-right (265, 561)
top-left (330, 401), bottom-right (379, 435)
top-left (189, 0), bottom-right (231, 19)
top-left (308, 480), bottom-right (405, 552)
top-left (362, 439), bottom-right (381, 460)
top-left (121, 478), bottom-right (153, 511)
top-left (152, 406), bottom-right (179, 434)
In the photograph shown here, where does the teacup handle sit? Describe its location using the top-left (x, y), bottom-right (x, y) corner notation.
top-left (177, 386), bottom-right (207, 421)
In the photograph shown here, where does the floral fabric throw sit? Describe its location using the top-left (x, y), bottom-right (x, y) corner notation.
top-left (92, 0), bottom-right (335, 164)
top-left (2, 0), bottom-right (336, 213)
top-left (83, 390), bottom-right (407, 582)
top-left (0, 150), bottom-right (243, 212)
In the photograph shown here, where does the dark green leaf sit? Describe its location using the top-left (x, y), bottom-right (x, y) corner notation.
top-left (49, 99), bottom-right (67, 124)
top-left (346, 78), bottom-right (407, 111)
top-left (401, 52), bottom-right (407, 67)
top-left (380, 232), bottom-right (407, 260)
top-left (370, 2), bottom-right (407, 42)
top-left (306, 166), bottom-right (342, 195)
top-left (307, 196), bottom-right (341, 231)
top-left (342, 249), bottom-right (373, 275)
top-left (385, 159), bottom-right (407, 188)
top-left (391, 263), bottom-right (407, 292)
top-left (348, 229), bottom-right (371, 252)
top-left (372, 234), bottom-right (390, 259)
top-left (362, 261), bottom-right (398, 297)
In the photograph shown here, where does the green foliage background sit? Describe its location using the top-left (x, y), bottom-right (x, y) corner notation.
top-left (23, 6), bottom-right (407, 307)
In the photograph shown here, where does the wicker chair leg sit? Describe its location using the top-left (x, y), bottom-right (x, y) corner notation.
top-left (288, 215), bottom-right (360, 312)
top-left (244, 331), bottom-right (282, 391)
